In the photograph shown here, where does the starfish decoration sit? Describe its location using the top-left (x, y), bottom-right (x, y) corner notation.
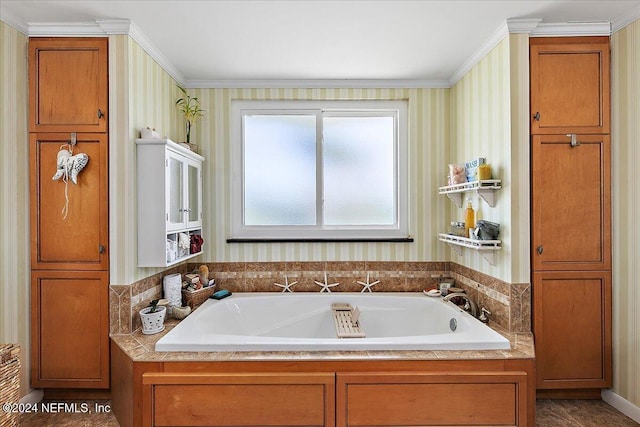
top-left (314, 272), bottom-right (340, 293)
top-left (357, 272), bottom-right (380, 293)
top-left (274, 275), bottom-right (298, 293)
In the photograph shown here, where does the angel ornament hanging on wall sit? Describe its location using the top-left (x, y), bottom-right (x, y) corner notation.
top-left (52, 143), bottom-right (89, 219)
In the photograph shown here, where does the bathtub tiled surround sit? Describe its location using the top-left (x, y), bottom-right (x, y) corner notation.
top-left (110, 261), bottom-right (530, 334)
top-left (109, 265), bottom-right (188, 333)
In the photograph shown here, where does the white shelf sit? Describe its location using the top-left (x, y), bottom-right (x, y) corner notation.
top-left (165, 250), bottom-right (202, 267)
top-left (438, 233), bottom-right (501, 265)
top-left (438, 179), bottom-right (501, 207)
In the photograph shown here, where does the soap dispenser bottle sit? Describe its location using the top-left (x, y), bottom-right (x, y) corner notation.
top-left (464, 198), bottom-right (475, 238)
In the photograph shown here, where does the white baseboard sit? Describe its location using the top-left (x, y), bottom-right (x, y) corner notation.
top-left (602, 389), bottom-right (640, 423)
top-left (19, 389), bottom-right (43, 405)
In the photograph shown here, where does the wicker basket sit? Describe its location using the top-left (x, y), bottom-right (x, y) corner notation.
top-left (0, 344), bottom-right (20, 427)
top-left (182, 285), bottom-right (216, 308)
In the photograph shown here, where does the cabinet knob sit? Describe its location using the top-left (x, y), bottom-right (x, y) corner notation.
top-left (97, 108), bottom-right (104, 119)
top-left (533, 112), bottom-right (540, 121)
top-left (99, 244), bottom-right (105, 254)
top-left (536, 245), bottom-right (544, 255)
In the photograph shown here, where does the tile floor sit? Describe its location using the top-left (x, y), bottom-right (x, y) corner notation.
top-left (536, 399), bottom-right (639, 426)
top-left (16, 399), bottom-right (640, 426)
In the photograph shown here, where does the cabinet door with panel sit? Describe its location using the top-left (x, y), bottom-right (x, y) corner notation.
top-left (29, 37), bottom-right (108, 133)
top-left (31, 270), bottom-right (110, 389)
top-left (533, 271), bottom-right (611, 389)
top-left (531, 134), bottom-right (610, 272)
top-left (30, 133), bottom-right (109, 270)
top-left (166, 149), bottom-right (203, 232)
top-left (337, 372), bottom-right (529, 426)
top-left (530, 36), bottom-right (610, 135)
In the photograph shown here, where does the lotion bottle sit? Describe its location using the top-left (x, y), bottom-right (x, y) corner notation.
top-left (464, 198), bottom-right (475, 238)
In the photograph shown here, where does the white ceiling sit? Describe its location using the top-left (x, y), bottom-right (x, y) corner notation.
top-left (2, 1), bottom-right (640, 87)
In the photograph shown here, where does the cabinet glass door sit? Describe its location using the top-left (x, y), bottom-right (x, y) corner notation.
top-left (186, 159), bottom-right (202, 228)
top-left (167, 154), bottom-right (184, 231)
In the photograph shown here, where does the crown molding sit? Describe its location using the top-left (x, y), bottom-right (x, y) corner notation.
top-left (95, 19), bottom-right (131, 35)
top-left (126, 21), bottom-right (185, 84)
top-left (612, 3), bottom-right (640, 33)
top-left (21, 18), bottom-right (186, 84)
top-left (184, 79), bottom-right (451, 89)
top-left (448, 18), bottom-right (614, 87)
top-left (7, 14), bottom-right (627, 91)
top-left (530, 21), bottom-right (611, 36)
top-left (28, 21), bottom-right (108, 36)
top-left (506, 18), bottom-right (542, 34)
top-left (448, 20), bottom-right (510, 86)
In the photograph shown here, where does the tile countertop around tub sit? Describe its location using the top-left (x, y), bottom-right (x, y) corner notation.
top-left (110, 317), bottom-right (535, 362)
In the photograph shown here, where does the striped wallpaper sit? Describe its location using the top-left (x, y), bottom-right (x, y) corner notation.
top-left (611, 18), bottom-right (640, 408)
top-left (110, 35), bottom-right (183, 284)
top-left (189, 87), bottom-right (450, 266)
top-left (0, 21), bottom-right (30, 395)
top-left (449, 36), bottom-right (515, 283)
top-left (119, 36), bottom-right (523, 283)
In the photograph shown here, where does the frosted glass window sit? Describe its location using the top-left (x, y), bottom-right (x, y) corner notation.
top-left (232, 100), bottom-right (408, 240)
top-left (243, 115), bottom-right (317, 225)
top-left (323, 116), bottom-right (395, 225)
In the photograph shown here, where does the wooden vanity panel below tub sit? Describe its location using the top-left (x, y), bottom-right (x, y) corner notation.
top-left (143, 372), bottom-right (335, 426)
top-left (337, 371), bottom-right (528, 427)
top-left (111, 342), bottom-right (535, 427)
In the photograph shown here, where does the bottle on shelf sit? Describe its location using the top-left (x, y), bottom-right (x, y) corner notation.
top-left (464, 198), bottom-right (475, 238)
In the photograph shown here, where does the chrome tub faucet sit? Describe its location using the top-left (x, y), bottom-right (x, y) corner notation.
top-left (443, 292), bottom-right (479, 318)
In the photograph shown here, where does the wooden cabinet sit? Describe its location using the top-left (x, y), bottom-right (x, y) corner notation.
top-left (29, 38), bottom-right (108, 133)
top-left (530, 37), bottom-right (610, 135)
top-left (530, 36), bottom-right (611, 392)
top-left (142, 373), bottom-right (335, 426)
top-left (531, 134), bottom-right (611, 271)
top-left (30, 270), bottom-right (110, 389)
top-left (29, 37), bottom-right (110, 390)
top-left (337, 372), bottom-right (529, 426)
top-left (136, 139), bottom-right (204, 267)
top-left (30, 133), bottom-right (109, 270)
top-left (133, 366), bottom-right (533, 427)
top-left (533, 271), bottom-right (611, 389)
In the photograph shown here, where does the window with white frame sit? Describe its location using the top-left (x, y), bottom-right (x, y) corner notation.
top-left (230, 100), bottom-right (409, 241)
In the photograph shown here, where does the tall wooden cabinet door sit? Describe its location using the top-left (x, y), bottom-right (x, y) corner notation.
top-left (31, 270), bottom-right (110, 388)
top-left (531, 134), bottom-right (611, 271)
top-left (29, 37), bottom-right (108, 133)
top-left (533, 271), bottom-right (611, 389)
top-left (30, 133), bottom-right (108, 270)
top-left (530, 36), bottom-right (610, 135)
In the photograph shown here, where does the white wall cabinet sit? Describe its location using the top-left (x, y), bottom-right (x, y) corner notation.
top-left (136, 138), bottom-right (204, 267)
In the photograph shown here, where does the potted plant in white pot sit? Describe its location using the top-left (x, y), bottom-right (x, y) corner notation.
top-left (175, 85), bottom-right (205, 149)
top-left (139, 299), bottom-right (167, 334)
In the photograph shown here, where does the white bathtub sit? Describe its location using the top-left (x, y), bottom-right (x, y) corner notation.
top-left (155, 292), bottom-right (510, 352)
